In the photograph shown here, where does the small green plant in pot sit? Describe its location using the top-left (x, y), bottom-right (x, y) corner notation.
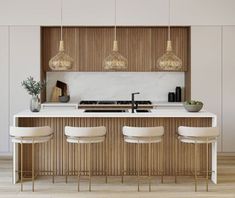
top-left (21, 76), bottom-right (46, 112)
top-left (184, 100), bottom-right (203, 112)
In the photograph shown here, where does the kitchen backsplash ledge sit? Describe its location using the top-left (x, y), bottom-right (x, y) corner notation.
top-left (46, 72), bottom-right (185, 102)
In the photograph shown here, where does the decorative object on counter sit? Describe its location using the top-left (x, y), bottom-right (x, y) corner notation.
top-left (168, 92), bottom-right (175, 102)
top-left (54, 80), bottom-right (70, 103)
top-left (50, 87), bottom-right (62, 102)
top-left (49, 0), bottom-right (73, 71)
top-left (59, 95), bottom-right (70, 103)
top-left (184, 100), bottom-right (203, 112)
top-left (21, 76), bottom-right (46, 112)
top-left (156, 0), bottom-right (182, 71)
top-left (103, 0), bottom-right (128, 71)
top-left (175, 86), bottom-right (182, 102)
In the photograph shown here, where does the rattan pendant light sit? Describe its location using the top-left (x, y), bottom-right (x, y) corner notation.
top-left (49, 0), bottom-right (74, 71)
top-left (156, 0), bottom-right (182, 71)
top-left (103, 0), bottom-right (127, 71)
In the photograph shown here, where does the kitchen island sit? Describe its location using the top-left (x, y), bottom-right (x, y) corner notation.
top-left (13, 108), bottom-right (217, 184)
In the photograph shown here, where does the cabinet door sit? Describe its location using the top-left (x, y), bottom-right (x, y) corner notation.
top-left (222, 26), bottom-right (235, 152)
top-left (191, 26), bottom-right (222, 152)
top-left (9, 26), bottom-right (40, 126)
top-left (0, 26), bottom-right (9, 154)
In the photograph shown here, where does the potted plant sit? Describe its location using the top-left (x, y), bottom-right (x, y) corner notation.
top-left (21, 76), bottom-right (46, 112)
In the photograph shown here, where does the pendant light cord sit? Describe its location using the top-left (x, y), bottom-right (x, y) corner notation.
top-left (168, 0), bottom-right (171, 41)
top-left (60, 0), bottom-right (63, 41)
top-left (114, 0), bottom-right (117, 41)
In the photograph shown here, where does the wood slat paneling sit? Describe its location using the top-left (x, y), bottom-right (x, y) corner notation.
top-left (18, 117), bottom-right (212, 177)
top-left (41, 27), bottom-right (189, 73)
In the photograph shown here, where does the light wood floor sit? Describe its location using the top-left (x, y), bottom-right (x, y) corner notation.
top-left (1, 156), bottom-right (235, 198)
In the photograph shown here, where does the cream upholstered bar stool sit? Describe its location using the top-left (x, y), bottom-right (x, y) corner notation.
top-left (65, 126), bottom-right (107, 192)
top-left (175, 126), bottom-right (219, 192)
top-left (122, 126), bottom-right (164, 192)
top-left (10, 126), bottom-right (54, 192)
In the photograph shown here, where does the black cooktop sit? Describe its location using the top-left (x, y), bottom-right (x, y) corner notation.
top-left (80, 100), bottom-right (152, 105)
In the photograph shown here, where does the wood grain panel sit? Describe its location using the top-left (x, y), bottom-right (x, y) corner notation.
top-left (18, 117), bottom-right (212, 177)
top-left (41, 27), bottom-right (189, 73)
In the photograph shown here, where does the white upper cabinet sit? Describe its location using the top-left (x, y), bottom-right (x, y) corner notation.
top-left (9, 26), bottom-right (40, 126)
top-left (0, 26), bottom-right (9, 154)
top-left (63, 0), bottom-right (114, 25)
top-left (191, 26), bottom-right (222, 151)
top-left (0, 0), bottom-right (60, 25)
top-left (172, 0), bottom-right (235, 25)
top-left (116, 0), bottom-right (168, 25)
top-left (222, 26), bottom-right (235, 152)
top-left (1, 0), bottom-right (235, 25)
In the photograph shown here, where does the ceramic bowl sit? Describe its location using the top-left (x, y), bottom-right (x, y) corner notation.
top-left (183, 103), bottom-right (203, 112)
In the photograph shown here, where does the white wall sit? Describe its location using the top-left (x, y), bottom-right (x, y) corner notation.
top-left (9, 26), bottom-right (41, 127)
top-left (46, 72), bottom-right (185, 102)
top-left (0, 26), bottom-right (40, 155)
top-left (222, 26), bottom-right (235, 152)
top-left (0, 0), bottom-right (235, 25)
top-left (0, 26), bottom-right (9, 154)
top-left (191, 26), bottom-right (222, 151)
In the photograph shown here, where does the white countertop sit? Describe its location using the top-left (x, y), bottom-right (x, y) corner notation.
top-left (14, 108), bottom-right (216, 118)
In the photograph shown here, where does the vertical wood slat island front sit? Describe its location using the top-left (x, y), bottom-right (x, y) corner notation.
top-left (17, 116), bottom-right (212, 177)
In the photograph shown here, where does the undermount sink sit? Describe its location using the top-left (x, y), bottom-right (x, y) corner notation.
top-left (135, 109), bottom-right (151, 113)
top-left (84, 109), bottom-right (127, 113)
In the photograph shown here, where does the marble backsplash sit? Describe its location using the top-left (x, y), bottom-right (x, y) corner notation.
top-left (46, 72), bottom-right (185, 102)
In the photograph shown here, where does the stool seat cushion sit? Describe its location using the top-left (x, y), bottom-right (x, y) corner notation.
top-left (65, 126), bottom-right (106, 138)
top-left (178, 126), bottom-right (219, 138)
top-left (123, 126), bottom-right (164, 138)
top-left (11, 134), bottom-right (53, 144)
top-left (124, 136), bottom-right (162, 144)
top-left (178, 136), bottom-right (217, 144)
top-left (67, 136), bottom-right (105, 144)
top-left (10, 126), bottom-right (53, 138)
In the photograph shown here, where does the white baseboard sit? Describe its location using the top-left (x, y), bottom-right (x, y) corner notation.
top-left (0, 152), bottom-right (12, 160)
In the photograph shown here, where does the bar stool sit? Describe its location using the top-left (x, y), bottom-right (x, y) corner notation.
top-left (65, 126), bottom-right (107, 192)
top-left (175, 126), bottom-right (219, 192)
top-left (122, 126), bottom-right (164, 192)
top-left (10, 126), bottom-right (54, 192)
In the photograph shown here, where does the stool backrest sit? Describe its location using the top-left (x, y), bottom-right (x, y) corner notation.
top-left (178, 126), bottom-right (219, 138)
top-left (65, 126), bottom-right (106, 137)
top-left (123, 126), bottom-right (164, 137)
top-left (10, 126), bottom-right (52, 137)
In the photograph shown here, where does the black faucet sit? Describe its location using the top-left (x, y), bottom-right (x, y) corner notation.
top-left (131, 92), bottom-right (140, 113)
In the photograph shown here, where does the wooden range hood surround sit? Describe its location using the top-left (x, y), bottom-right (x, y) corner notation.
top-left (40, 26), bottom-right (191, 102)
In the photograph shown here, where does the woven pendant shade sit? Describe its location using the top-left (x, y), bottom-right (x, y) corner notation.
top-left (49, 0), bottom-right (73, 71)
top-left (156, 0), bottom-right (182, 71)
top-left (103, 0), bottom-right (127, 71)
top-left (157, 40), bottom-right (182, 70)
top-left (103, 40), bottom-right (128, 71)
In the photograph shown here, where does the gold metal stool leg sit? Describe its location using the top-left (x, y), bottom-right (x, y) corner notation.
top-left (89, 143), bottom-right (91, 192)
top-left (20, 140), bottom-right (23, 192)
top-left (77, 143), bottom-right (80, 192)
top-left (66, 142), bottom-right (69, 183)
top-left (32, 139), bottom-right (35, 192)
top-left (137, 141), bottom-right (140, 192)
top-left (105, 141), bottom-right (108, 184)
top-left (175, 135), bottom-right (178, 184)
top-left (206, 139), bottom-right (209, 192)
top-left (52, 137), bottom-right (55, 183)
top-left (148, 142), bottom-right (151, 192)
top-left (121, 140), bottom-right (125, 184)
top-left (195, 142), bottom-right (197, 192)
top-left (161, 140), bottom-right (164, 184)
